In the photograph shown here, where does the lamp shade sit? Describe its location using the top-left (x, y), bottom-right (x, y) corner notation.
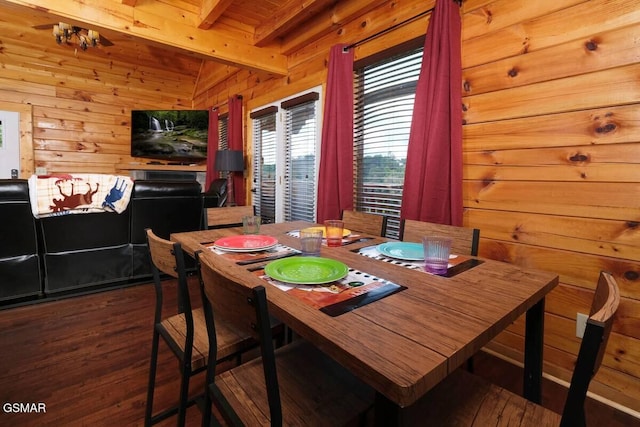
top-left (215, 150), bottom-right (244, 172)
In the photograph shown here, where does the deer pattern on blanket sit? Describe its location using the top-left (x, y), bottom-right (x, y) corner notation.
top-left (28, 174), bottom-right (134, 218)
top-left (50, 179), bottom-right (100, 212)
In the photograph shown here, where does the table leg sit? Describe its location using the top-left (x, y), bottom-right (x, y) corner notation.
top-left (374, 392), bottom-right (401, 426)
top-left (524, 297), bottom-right (545, 403)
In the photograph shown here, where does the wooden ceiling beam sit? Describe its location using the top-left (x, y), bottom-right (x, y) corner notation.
top-left (198, 0), bottom-right (234, 30)
top-left (277, 0), bottom-right (389, 54)
top-left (4, 0), bottom-right (288, 76)
top-left (254, 0), bottom-right (336, 47)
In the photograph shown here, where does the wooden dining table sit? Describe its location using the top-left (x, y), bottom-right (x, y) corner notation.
top-left (171, 220), bottom-right (559, 425)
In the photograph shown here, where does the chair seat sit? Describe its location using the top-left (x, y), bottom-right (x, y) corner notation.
top-left (402, 368), bottom-right (561, 426)
top-left (213, 339), bottom-right (375, 426)
top-left (158, 308), bottom-right (256, 371)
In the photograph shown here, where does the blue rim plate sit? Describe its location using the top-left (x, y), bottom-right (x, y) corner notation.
top-left (377, 242), bottom-right (424, 261)
top-left (265, 256), bottom-right (349, 285)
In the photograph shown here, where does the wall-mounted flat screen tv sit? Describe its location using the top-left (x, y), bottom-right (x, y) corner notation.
top-left (131, 110), bottom-right (209, 163)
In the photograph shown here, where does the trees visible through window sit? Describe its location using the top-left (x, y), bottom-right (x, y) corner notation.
top-left (354, 48), bottom-right (422, 238)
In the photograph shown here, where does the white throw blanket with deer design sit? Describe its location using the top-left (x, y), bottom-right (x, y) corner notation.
top-left (28, 174), bottom-right (133, 218)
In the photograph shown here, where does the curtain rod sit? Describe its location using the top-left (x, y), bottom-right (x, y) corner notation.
top-left (212, 94), bottom-right (242, 111)
top-left (343, 7), bottom-right (435, 52)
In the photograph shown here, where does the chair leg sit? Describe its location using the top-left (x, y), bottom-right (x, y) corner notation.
top-left (201, 384), bottom-right (212, 427)
top-left (144, 331), bottom-right (161, 427)
top-left (177, 365), bottom-right (192, 427)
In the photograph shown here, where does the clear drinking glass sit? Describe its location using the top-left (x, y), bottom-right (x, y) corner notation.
top-left (299, 228), bottom-right (323, 256)
top-left (422, 236), bottom-right (453, 275)
top-left (242, 215), bottom-right (261, 234)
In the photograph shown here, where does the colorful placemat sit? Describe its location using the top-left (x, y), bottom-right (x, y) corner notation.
top-left (206, 242), bottom-right (300, 265)
top-left (256, 267), bottom-right (406, 317)
top-left (355, 245), bottom-right (483, 278)
top-left (286, 229), bottom-right (374, 247)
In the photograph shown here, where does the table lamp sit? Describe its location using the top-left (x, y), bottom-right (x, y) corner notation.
top-left (215, 150), bottom-right (244, 206)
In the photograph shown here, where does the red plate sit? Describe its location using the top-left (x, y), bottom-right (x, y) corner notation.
top-left (213, 234), bottom-right (278, 252)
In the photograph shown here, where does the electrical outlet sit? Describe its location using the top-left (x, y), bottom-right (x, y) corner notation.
top-left (35, 167), bottom-right (47, 175)
top-left (576, 313), bottom-right (588, 338)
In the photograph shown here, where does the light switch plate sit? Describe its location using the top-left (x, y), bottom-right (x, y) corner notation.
top-left (576, 312), bottom-right (588, 338)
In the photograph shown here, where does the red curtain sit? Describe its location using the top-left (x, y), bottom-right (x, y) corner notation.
top-left (400, 0), bottom-right (463, 226)
top-left (316, 44), bottom-right (354, 222)
top-left (228, 95), bottom-right (246, 206)
top-left (204, 107), bottom-right (219, 192)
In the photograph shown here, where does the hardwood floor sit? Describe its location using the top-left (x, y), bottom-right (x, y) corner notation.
top-left (0, 278), bottom-right (638, 426)
top-left (0, 278), bottom-right (208, 426)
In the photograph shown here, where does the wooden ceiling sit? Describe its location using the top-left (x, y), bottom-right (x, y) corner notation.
top-left (0, 0), bottom-right (385, 83)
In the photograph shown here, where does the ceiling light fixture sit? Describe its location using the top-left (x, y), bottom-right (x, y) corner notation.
top-left (52, 22), bottom-right (100, 50)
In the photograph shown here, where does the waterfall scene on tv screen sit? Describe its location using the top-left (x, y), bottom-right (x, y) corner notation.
top-left (131, 110), bottom-right (208, 162)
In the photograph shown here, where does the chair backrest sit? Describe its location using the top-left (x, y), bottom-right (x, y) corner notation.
top-left (131, 180), bottom-right (203, 278)
top-left (204, 178), bottom-right (228, 208)
top-left (197, 252), bottom-right (282, 424)
top-left (561, 271), bottom-right (620, 426)
top-left (145, 228), bottom-right (193, 322)
top-left (400, 219), bottom-right (480, 256)
top-left (341, 210), bottom-right (388, 237)
top-left (206, 205), bottom-right (255, 229)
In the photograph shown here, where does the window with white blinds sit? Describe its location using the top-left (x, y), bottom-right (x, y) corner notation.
top-left (216, 114), bottom-right (229, 179)
top-left (218, 114), bottom-right (228, 151)
top-left (282, 93), bottom-right (319, 222)
top-left (251, 89), bottom-right (321, 224)
top-left (354, 47), bottom-right (423, 238)
top-left (251, 107), bottom-right (277, 223)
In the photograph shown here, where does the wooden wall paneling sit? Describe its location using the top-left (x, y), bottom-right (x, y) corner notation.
top-left (463, 23), bottom-right (640, 96)
top-left (0, 76), bottom-right (56, 98)
top-left (464, 181), bottom-right (640, 221)
top-left (465, 160), bottom-right (639, 182)
top-left (477, 240), bottom-right (640, 299)
top-left (462, 0), bottom-right (640, 68)
top-left (464, 142), bottom-right (640, 170)
top-left (463, 105), bottom-right (640, 151)
top-left (33, 139), bottom-right (129, 157)
top-left (463, 64), bottom-right (640, 123)
top-left (462, 0), bottom-right (586, 41)
top-left (0, 42), bottom-right (197, 100)
top-left (465, 209), bottom-right (640, 261)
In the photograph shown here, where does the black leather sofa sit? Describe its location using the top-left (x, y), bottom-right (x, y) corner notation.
top-left (0, 179), bottom-right (204, 306)
top-left (0, 180), bottom-right (42, 303)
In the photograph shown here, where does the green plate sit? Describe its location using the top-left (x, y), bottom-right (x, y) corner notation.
top-left (265, 256), bottom-right (349, 285)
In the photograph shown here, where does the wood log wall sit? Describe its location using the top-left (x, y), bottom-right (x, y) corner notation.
top-left (0, 0), bottom-right (637, 415)
top-left (0, 27), bottom-right (200, 175)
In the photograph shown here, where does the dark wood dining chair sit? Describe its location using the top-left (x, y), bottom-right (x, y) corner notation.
top-left (196, 251), bottom-right (376, 427)
top-left (206, 205), bottom-right (255, 229)
top-left (401, 270), bottom-right (620, 427)
top-left (143, 229), bottom-right (257, 427)
top-left (399, 219), bottom-right (480, 256)
top-left (341, 209), bottom-right (388, 236)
